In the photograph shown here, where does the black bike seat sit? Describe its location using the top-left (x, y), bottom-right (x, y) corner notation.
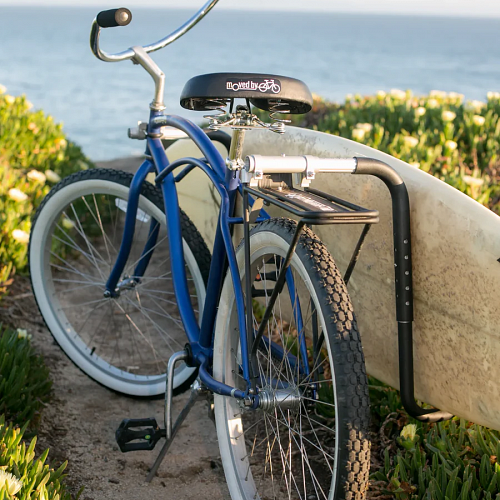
top-left (180, 72), bottom-right (313, 114)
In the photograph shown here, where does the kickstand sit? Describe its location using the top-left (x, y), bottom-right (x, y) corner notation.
top-left (145, 380), bottom-right (201, 482)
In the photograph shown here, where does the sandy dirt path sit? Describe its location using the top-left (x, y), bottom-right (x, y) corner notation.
top-left (33, 323), bottom-right (231, 500)
top-left (6, 282), bottom-right (230, 500)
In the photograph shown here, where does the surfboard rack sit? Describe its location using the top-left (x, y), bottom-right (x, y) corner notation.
top-left (242, 157), bottom-right (454, 423)
top-left (354, 157), bottom-right (454, 423)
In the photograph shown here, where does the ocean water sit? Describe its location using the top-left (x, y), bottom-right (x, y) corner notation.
top-left (1, 7), bottom-right (500, 160)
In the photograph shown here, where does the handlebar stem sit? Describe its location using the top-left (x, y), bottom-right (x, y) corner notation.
top-left (131, 46), bottom-right (166, 111)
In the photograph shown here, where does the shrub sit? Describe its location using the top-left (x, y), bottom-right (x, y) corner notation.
top-left (0, 86), bottom-right (93, 296)
top-left (293, 90), bottom-right (500, 215)
top-left (0, 326), bottom-right (51, 428)
top-left (369, 378), bottom-right (500, 499)
top-left (0, 416), bottom-right (77, 500)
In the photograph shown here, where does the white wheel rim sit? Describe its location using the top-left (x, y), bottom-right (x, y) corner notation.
top-left (214, 232), bottom-right (339, 500)
top-left (30, 178), bottom-right (204, 396)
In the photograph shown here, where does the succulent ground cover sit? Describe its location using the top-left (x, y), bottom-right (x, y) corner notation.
top-left (0, 326), bottom-right (77, 500)
top-left (293, 89), bottom-right (500, 215)
top-left (0, 85), bottom-right (83, 499)
top-left (0, 85), bottom-right (92, 298)
top-left (368, 378), bottom-right (500, 500)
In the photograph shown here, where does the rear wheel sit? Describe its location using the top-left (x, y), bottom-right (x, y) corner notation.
top-left (214, 218), bottom-right (370, 500)
top-left (29, 168), bottom-right (210, 397)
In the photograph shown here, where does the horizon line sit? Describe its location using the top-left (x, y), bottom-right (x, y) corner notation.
top-left (1, 4), bottom-right (500, 20)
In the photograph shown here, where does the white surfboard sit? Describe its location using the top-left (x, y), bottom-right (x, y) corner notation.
top-left (240, 127), bottom-right (500, 430)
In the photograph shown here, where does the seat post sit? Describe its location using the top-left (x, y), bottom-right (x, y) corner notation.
top-left (227, 129), bottom-right (246, 170)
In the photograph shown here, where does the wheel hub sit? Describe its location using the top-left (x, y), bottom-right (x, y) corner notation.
top-left (258, 387), bottom-right (301, 412)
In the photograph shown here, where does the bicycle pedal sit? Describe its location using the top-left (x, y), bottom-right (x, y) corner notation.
top-left (115, 417), bottom-right (165, 452)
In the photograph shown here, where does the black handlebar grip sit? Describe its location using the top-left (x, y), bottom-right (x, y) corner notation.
top-left (96, 8), bottom-right (132, 28)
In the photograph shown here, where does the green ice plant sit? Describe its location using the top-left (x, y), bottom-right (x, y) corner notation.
top-left (0, 326), bottom-right (51, 428)
top-left (293, 89), bottom-right (500, 216)
top-left (0, 415), bottom-right (78, 500)
top-left (369, 378), bottom-right (500, 499)
top-left (0, 85), bottom-right (93, 297)
top-left (0, 327), bottom-right (77, 499)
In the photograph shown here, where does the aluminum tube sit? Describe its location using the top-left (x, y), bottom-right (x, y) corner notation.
top-left (245, 155), bottom-right (357, 174)
top-left (306, 156), bottom-right (358, 173)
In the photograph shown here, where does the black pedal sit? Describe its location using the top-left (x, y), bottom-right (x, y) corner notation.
top-left (115, 418), bottom-right (165, 452)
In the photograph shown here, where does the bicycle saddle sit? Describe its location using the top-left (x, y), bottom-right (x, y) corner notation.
top-left (180, 72), bottom-right (313, 114)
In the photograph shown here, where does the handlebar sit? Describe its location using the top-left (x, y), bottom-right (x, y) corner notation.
top-left (90, 0), bottom-right (220, 63)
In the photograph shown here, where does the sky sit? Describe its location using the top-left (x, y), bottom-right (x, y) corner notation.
top-left (1, 0), bottom-right (500, 18)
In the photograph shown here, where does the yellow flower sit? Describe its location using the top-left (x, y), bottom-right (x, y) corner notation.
top-left (27, 170), bottom-right (46, 183)
top-left (427, 98), bottom-right (439, 109)
top-left (45, 170), bottom-right (61, 183)
top-left (410, 162), bottom-right (420, 168)
top-left (376, 90), bottom-right (386, 98)
top-left (468, 100), bottom-right (485, 112)
top-left (487, 91), bottom-right (500, 100)
top-left (463, 175), bottom-right (484, 187)
top-left (345, 94), bottom-right (353, 102)
top-left (448, 92), bottom-right (464, 102)
top-left (25, 100), bottom-right (33, 110)
top-left (403, 136), bottom-right (419, 148)
top-left (4, 95), bottom-right (15, 105)
top-left (352, 128), bottom-right (366, 141)
top-left (62, 218), bottom-right (76, 230)
top-left (8, 188), bottom-right (28, 202)
top-left (430, 90), bottom-right (447, 98)
top-left (12, 229), bottom-right (30, 244)
top-left (473, 115), bottom-right (485, 126)
top-left (400, 424), bottom-right (417, 441)
top-left (0, 84), bottom-right (6, 94)
top-left (54, 137), bottom-right (67, 149)
top-left (416, 107), bottom-right (426, 117)
top-left (445, 140), bottom-right (457, 151)
top-left (390, 88), bottom-right (407, 100)
top-left (441, 110), bottom-right (456, 122)
top-left (0, 470), bottom-right (23, 496)
top-left (356, 123), bottom-right (373, 132)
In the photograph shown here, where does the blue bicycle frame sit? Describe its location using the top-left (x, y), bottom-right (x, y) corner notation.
top-left (103, 109), bottom-right (307, 403)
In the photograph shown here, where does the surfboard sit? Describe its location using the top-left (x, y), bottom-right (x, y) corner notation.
top-left (166, 127), bottom-right (500, 430)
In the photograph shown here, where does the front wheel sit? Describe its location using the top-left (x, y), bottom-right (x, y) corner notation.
top-left (214, 218), bottom-right (370, 500)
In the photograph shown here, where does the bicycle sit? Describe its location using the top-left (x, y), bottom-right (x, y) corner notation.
top-left (29, 2), bottom-right (454, 498)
